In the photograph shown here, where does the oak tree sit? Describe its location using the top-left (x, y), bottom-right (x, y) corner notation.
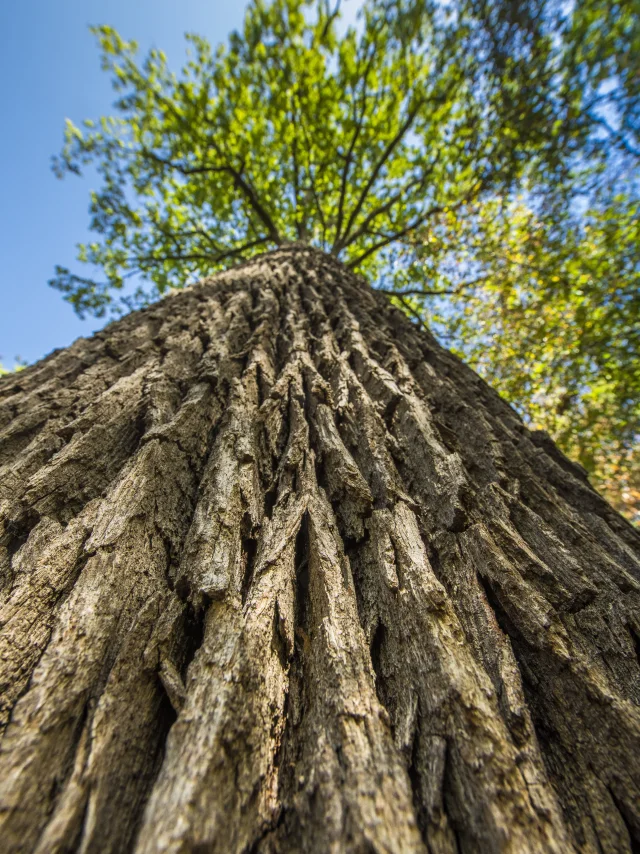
top-left (0, 1), bottom-right (639, 851)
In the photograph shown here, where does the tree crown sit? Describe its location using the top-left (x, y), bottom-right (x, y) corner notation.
top-left (53, 0), bottom-right (604, 315)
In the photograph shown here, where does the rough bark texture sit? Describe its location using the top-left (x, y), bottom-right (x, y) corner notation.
top-left (0, 246), bottom-right (639, 853)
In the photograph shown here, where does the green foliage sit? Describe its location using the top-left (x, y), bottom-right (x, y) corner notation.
top-left (0, 360), bottom-right (26, 376)
top-left (51, 0), bottom-right (639, 518)
top-left (51, 0), bottom-right (563, 316)
top-left (402, 195), bottom-right (639, 519)
top-left (569, 0), bottom-right (640, 157)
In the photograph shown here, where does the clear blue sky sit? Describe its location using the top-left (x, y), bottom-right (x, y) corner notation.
top-left (0, 1), bottom-right (360, 369)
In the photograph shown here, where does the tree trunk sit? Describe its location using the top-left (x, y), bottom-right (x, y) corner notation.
top-left (0, 246), bottom-right (639, 854)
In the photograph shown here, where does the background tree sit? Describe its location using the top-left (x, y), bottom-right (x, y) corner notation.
top-left (398, 192), bottom-right (640, 520)
top-left (398, 0), bottom-right (640, 519)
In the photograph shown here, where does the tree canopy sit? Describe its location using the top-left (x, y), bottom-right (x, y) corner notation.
top-left (51, 0), bottom-right (639, 519)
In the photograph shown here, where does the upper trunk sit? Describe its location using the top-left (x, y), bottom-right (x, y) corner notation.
top-left (0, 246), bottom-right (639, 854)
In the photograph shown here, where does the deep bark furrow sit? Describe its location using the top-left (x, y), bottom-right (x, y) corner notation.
top-left (0, 246), bottom-right (638, 853)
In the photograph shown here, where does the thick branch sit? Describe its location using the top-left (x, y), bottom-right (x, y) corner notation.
top-left (216, 157), bottom-right (283, 246)
top-left (319, 0), bottom-right (342, 41)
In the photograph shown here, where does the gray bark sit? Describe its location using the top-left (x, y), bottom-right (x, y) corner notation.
top-left (0, 245), bottom-right (638, 853)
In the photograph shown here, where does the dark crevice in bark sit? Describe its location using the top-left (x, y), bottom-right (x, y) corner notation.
top-left (271, 600), bottom-right (291, 671)
top-left (625, 623), bottom-right (640, 671)
top-left (385, 431), bottom-right (406, 472)
top-left (407, 717), bottom-right (429, 844)
top-left (432, 418), bottom-right (460, 456)
top-left (364, 335), bottom-right (390, 365)
top-left (272, 665), bottom-right (307, 844)
top-left (4, 507), bottom-right (41, 561)
top-left (475, 570), bottom-right (522, 643)
top-left (425, 537), bottom-right (443, 582)
top-left (235, 350), bottom-right (251, 378)
top-left (174, 573), bottom-right (192, 604)
top-left (241, 514), bottom-right (259, 606)
top-left (126, 689), bottom-right (181, 853)
top-left (263, 485), bottom-right (277, 521)
top-left (50, 698), bottom-right (92, 810)
top-left (381, 394), bottom-right (402, 432)
top-left (53, 549), bottom-right (96, 622)
top-left (441, 743), bottom-right (465, 854)
top-left (255, 362), bottom-right (266, 408)
top-left (294, 512), bottom-right (311, 636)
top-left (256, 425), bottom-right (276, 511)
top-left (181, 602), bottom-right (207, 679)
top-left (389, 532), bottom-right (405, 591)
top-left (314, 455), bottom-right (329, 495)
top-left (272, 681), bottom-right (304, 845)
top-left (408, 721), bottom-right (462, 854)
top-left (271, 512), bottom-right (312, 826)
top-left (485, 620), bottom-right (578, 847)
top-left (369, 619), bottom-right (388, 709)
top-left (608, 786), bottom-right (640, 853)
top-left (334, 408), bottom-right (351, 441)
top-left (245, 805), bottom-right (287, 854)
top-left (446, 511), bottom-right (470, 535)
top-left (340, 532), bottom-right (371, 571)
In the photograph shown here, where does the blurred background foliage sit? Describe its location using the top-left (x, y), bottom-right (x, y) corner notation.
top-left (47, 0), bottom-right (639, 520)
top-left (393, 194), bottom-right (639, 520)
top-left (388, 0), bottom-right (640, 520)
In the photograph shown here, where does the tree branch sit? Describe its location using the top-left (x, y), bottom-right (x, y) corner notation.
top-left (333, 48), bottom-right (378, 249)
top-left (346, 180), bottom-right (486, 269)
top-left (336, 97), bottom-right (424, 252)
top-left (377, 286), bottom-right (454, 297)
top-left (337, 168), bottom-right (435, 252)
top-left (345, 204), bottom-right (444, 267)
top-left (136, 236), bottom-right (269, 268)
top-left (319, 0), bottom-right (342, 41)
top-left (395, 294), bottom-right (431, 330)
top-left (217, 157), bottom-right (283, 245)
top-left (376, 274), bottom-right (489, 298)
top-left (138, 80), bottom-right (284, 245)
top-left (143, 149), bottom-right (229, 176)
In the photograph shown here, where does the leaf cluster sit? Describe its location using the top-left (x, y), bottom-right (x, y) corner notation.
top-left (51, 0), bottom-right (563, 315)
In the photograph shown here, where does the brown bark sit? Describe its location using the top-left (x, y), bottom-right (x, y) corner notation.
top-left (0, 245), bottom-right (638, 853)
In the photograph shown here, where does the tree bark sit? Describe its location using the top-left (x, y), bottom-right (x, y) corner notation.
top-left (0, 246), bottom-right (639, 854)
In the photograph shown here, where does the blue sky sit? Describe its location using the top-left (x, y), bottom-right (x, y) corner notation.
top-left (0, 0), bottom-right (360, 369)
